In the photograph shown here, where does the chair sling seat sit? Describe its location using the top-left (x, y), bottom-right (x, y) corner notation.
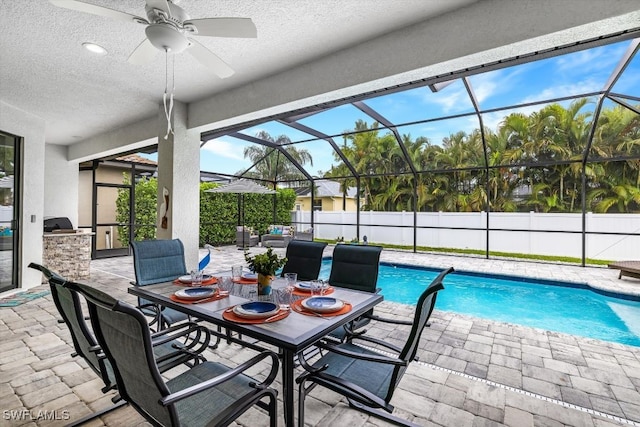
top-left (131, 239), bottom-right (190, 327)
top-left (280, 240), bottom-right (328, 281)
top-left (168, 362), bottom-right (266, 427)
top-left (327, 245), bottom-right (383, 341)
top-left (69, 280), bottom-right (278, 427)
top-left (309, 343), bottom-right (397, 404)
top-left (297, 267), bottom-right (453, 427)
top-left (53, 277), bottom-right (203, 377)
top-left (29, 263), bottom-right (213, 426)
top-left (156, 306), bottom-right (189, 326)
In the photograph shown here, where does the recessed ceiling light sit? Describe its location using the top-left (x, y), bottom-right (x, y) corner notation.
top-left (82, 42), bottom-right (108, 55)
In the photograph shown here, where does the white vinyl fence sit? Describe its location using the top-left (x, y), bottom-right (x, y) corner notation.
top-left (292, 210), bottom-right (640, 261)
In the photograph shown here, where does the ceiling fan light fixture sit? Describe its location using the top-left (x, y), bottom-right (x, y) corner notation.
top-left (145, 24), bottom-right (189, 53)
top-left (82, 42), bottom-right (108, 55)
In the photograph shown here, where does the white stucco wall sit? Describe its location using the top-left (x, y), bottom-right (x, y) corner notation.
top-left (0, 100), bottom-right (45, 291)
top-left (44, 144), bottom-right (79, 228)
top-left (156, 102), bottom-right (201, 270)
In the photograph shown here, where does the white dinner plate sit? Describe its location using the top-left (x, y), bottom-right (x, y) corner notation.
top-left (178, 274), bottom-right (213, 284)
top-left (233, 301), bottom-right (280, 319)
top-left (301, 297), bottom-right (344, 313)
top-left (294, 282), bottom-right (312, 291)
top-left (241, 273), bottom-right (258, 281)
top-left (174, 287), bottom-right (216, 301)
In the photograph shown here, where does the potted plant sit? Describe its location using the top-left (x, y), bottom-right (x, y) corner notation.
top-left (244, 247), bottom-right (287, 295)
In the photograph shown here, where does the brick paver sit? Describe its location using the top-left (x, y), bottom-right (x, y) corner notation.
top-left (0, 246), bottom-right (638, 426)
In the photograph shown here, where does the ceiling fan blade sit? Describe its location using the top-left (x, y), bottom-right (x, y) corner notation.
top-left (49, 0), bottom-right (145, 23)
top-left (187, 38), bottom-right (234, 78)
top-left (184, 18), bottom-right (257, 38)
top-left (128, 38), bottom-right (158, 65)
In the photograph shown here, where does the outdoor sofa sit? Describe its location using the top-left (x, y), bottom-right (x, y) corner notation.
top-left (261, 225), bottom-right (293, 248)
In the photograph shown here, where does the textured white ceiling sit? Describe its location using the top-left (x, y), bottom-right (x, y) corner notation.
top-left (3, 1), bottom-right (640, 148)
top-left (0, 0), bottom-right (475, 144)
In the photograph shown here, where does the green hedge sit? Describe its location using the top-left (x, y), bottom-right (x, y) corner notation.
top-left (116, 177), bottom-right (297, 247)
top-left (200, 182), bottom-right (297, 246)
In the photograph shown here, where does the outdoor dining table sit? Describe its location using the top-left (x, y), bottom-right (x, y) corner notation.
top-left (128, 277), bottom-right (383, 426)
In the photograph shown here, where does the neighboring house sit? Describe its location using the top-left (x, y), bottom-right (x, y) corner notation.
top-left (294, 181), bottom-right (362, 211)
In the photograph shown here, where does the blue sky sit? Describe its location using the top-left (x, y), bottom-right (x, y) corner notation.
top-left (179, 40), bottom-right (638, 177)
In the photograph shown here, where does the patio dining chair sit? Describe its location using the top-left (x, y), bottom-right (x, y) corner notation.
top-left (327, 244), bottom-right (383, 341)
top-left (280, 240), bottom-right (328, 281)
top-left (130, 239), bottom-right (190, 329)
top-left (296, 267), bottom-right (453, 427)
top-left (28, 263), bottom-right (212, 427)
top-left (67, 280), bottom-right (279, 427)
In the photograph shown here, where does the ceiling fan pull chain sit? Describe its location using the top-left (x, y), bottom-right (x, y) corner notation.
top-left (169, 54), bottom-right (175, 131)
top-left (163, 51), bottom-right (174, 139)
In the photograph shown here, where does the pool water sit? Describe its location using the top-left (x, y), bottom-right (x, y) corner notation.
top-left (318, 261), bottom-right (640, 347)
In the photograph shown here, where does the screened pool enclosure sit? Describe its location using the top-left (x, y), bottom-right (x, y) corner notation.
top-left (165, 35), bottom-right (640, 265)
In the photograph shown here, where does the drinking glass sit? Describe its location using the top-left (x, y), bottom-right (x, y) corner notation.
top-left (231, 265), bottom-right (243, 281)
top-left (190, 269), bottom-right (203, 286)
top-left (218, 276), bottom-right (234, 295)
top-left (284, 272), bottom-right (297, 287)
top-left (310, 279), bottom-right (325, 296)
top-left (275, 286), bottom-right (293, 306)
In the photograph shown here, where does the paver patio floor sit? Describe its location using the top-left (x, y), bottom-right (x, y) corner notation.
top-left (1, 246), bottom-right (639, 426)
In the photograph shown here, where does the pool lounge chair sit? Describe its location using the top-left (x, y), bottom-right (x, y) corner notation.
top-left (608, 261), bottom-right (640, 280)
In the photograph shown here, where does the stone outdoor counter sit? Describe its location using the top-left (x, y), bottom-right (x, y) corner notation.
top-left (43, 231), bottom-right (94, 280)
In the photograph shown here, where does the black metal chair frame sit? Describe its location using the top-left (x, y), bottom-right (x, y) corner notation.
top-left (28, 263), bottom-right (212, 427)
top-left (67, 280), bottom-right (279, 427)
top-left (296, 267), bottom-right (453, 427)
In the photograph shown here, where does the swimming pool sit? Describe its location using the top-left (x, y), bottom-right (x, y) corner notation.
top-left (318, 261), bottom-right (640, 347)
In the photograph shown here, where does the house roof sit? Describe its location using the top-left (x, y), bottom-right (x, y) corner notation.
top-left (295, 181), bottom-right (358, 198)
top-left (115, 154), bottom-right (157, 165)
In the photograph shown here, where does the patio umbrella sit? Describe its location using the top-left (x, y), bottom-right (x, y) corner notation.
top-left (205, 179), bottom-right (275, 248)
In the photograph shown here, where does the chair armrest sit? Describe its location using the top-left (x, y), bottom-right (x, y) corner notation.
top-left (159, 350), bottom-right (279, 406)
top-left (364, 313), bottom-right (413, 326)
top-left (315, 341), bottom-right (406, 367)
top-left (349, 334), bottom-right (403, 354)
top-left (152, 322), bottom-right (211, 357)
top-left (150, 321), bottom-right (205, 342)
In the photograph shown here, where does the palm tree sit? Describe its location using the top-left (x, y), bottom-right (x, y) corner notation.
top-left (241, 131), bottom-right (313, 182)
top-left (588, 184), bottom-right (640, 213)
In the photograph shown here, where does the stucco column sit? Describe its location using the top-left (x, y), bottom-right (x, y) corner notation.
top-left (156, 100), bottom-right (200, 270)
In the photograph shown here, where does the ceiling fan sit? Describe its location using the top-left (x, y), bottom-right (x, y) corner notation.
top-left (49, 0), bottom-right (257, 78)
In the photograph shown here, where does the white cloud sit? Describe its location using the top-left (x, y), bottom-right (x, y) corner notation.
top-left (201, 138), bottom-right (245, 160)
top-left (520, 78), bottom-right (601, 104)
top-left (555, 44), bottom-right (626, 75)
top-left (481, 111), bottom-right (506, 132)
top-left (241, 127), bottom-right (265, 137)
top-left (476, 65), bottom-right (532, 101)
top-left (425, 85), bottom-right (469, 114)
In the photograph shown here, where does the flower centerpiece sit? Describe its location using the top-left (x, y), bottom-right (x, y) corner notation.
top-left (244, 248), bottom-right (287, 295)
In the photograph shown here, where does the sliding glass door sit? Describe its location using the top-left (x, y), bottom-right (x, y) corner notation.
top-left (0, 132), bottom-right (19, 293)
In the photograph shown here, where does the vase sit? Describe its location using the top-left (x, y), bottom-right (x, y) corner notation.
top-left (257, 273), bottom-right (272, 296)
